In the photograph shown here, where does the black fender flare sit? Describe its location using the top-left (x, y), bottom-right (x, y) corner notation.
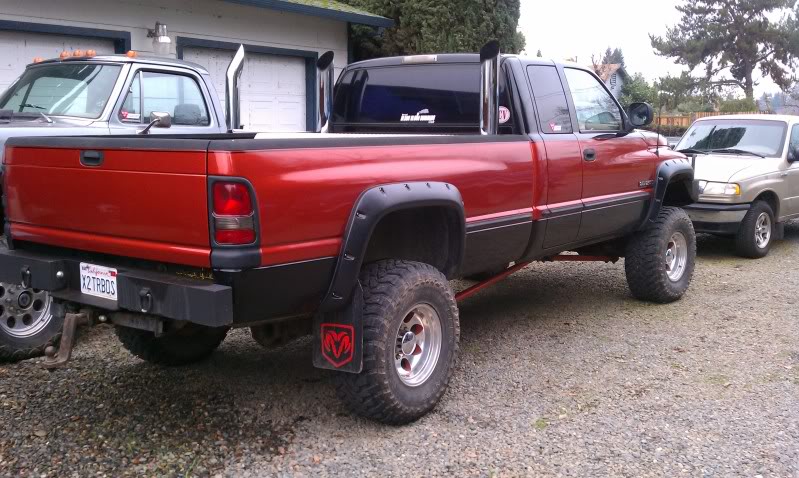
top-left (319, 181), bottom-right (465, 313)
top-left (638, 157), bottom-right (695, 230)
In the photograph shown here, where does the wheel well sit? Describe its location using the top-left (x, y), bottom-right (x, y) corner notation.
top-left (754, 190), bottom-right (779, 217)
top-left (363, 207), bottom-right (463, 278)
top-left (662, 175), bottom-right (694, 207)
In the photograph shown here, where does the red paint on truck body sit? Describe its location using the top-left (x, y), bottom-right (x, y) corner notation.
top-left (4, 146), bottom-right (212, 267)
top-left (208, 141), bottom-right (536, 266)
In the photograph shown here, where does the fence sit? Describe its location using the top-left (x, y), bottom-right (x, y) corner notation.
top-left (654, 111), bottom-right (763, 128)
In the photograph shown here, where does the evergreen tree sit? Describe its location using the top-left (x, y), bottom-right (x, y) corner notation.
top-left (344, 0), bottom-right (525, 60)
top-left (651, 0), bottom-right (799, 100)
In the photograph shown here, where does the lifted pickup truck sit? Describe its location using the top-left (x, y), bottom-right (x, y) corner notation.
top-left (0, 48), bottom-right (241, 361)
top-left (0, 42), bottom-right (696, 423)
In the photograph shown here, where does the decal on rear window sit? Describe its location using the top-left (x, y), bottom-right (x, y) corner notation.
top-left (499, 106), bottom-right (511, 124)
top-left (400, 109), bottom-right (436, 124)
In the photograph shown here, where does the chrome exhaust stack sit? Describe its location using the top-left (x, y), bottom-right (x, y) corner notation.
top-left (225, 45), bottom-right (245, 132)
top-left (315, 51), bottom-right (335, 133)
top-left (479, 40), bottom-right (501, 136)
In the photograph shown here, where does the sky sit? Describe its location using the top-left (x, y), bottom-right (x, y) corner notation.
top-left (518, 0), bottom-right (779, 96)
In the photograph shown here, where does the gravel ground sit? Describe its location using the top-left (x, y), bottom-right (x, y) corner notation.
top-left (1, 224), bottom-right (798, 477)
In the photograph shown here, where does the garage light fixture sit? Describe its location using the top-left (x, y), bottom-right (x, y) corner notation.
top-left (147, 22), bottom-right (172, 56)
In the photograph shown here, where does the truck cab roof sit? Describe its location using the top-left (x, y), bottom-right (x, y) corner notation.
top-left (345, 53), bottom-right (579, 71)
top-left (28, 54), bottom-right (210, 75)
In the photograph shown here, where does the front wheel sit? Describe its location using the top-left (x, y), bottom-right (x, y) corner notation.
top-left (334, 260), bottom-right (460, 425)
top-left (735, 201), bottom-right (774, 259)
top-left (625, 207), bottom-right (696, 303)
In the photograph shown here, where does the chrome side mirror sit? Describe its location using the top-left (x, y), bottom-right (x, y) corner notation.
top-left (139, 112), bottom-right (172, 135)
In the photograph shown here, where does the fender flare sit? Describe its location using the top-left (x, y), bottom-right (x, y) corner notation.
top-left (639, 157), bottom-right (695, 230)
top-left (319, 181), bottom-right (465, 313)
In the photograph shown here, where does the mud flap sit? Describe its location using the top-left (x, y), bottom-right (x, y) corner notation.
top-left (312, 282), bottom-right (364, 373)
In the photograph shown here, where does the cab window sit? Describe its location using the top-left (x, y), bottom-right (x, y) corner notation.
top-left (563, 68), bottom-right (622, 132)
top-left (119, 71), bottom-right (210, 126)
top-left (790, 124), bottom-right (799, 150)
top-left (527, 65), bottom-right (572, 134)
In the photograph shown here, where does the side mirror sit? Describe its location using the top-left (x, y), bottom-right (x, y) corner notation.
top-left (149, 111), bottom-right (172, 128)
top-left (788, 145), bottom-right (799, 163)
top-left (138, 112), bottom-right (172, 135)
top-left (627, 102), bottom-right (654, 129)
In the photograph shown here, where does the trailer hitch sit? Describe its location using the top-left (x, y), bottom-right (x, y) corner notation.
top-left (43, 312), bottom-right (90, 370)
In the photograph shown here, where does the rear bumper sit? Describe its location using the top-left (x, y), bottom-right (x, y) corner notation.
top-left (684, 202), bottom-right (750, 235)
top-left (0, 247), bottom-right (233, 327)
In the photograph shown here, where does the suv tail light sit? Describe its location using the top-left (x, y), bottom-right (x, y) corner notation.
top-left (212, 181), bottom-right (256, 245)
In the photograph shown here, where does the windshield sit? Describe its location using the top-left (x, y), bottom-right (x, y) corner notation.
top-left (0, 63), bottom-right (121, 119)
top-left (676, 119), bottom-right (787, 157)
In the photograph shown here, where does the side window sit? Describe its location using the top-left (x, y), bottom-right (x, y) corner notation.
top-left (119, 71), bottom-right (210, 126)
top-left (119, 73), bottom-right (141, 123)
top-left (563, 68), bottom-right (622, 132)
top-left (791, 125), bottom-right (799, 150)
top-left (527, 65), bottom-right (572, 134)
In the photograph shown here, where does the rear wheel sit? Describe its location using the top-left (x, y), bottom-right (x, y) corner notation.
top-left (334, 260), bottom-right (459, 425)
top-left (115, 321), bottom-right (229, 366)
top-left (0, 284), bottom-right (61, 362)
top-left (625, 207), bottom-right (696, 303)
top-left (735, 200), bottom-right (774, 258)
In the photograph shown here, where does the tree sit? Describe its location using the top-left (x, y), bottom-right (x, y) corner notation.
top-left (536, 49), bottom-right (543, 58)
top-left (619, 73), bottom-right (655, 107)
top-left (344, 0), bottom-right (526, 61)
top-left (601, 47), bottom-right (626, 68)
top-left (651, 0), bottom-right (799, 101)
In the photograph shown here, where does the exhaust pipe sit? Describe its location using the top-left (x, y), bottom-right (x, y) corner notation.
top-left (479, 40), bottom-right (500, 136)
top-left (225, 45), bottom-right (245, 132)
top-left (315, 51), bottom-right (335, 133)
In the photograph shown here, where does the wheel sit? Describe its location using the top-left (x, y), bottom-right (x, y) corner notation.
top-left (334, 260), bottom-right (460, 425)
top-left (465, 263), bottom-right (510, 282)
top-left (735, 201), bottom-right (774, 258)
top-left (115, 321), bottom-right (229, 366)
top-left (0, 284), bottom-right (62, 362)
top-left (625, 206), bottom-right (696, 303)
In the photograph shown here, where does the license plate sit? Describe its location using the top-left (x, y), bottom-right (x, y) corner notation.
top-left (79, 262), bottom-right (118, 302)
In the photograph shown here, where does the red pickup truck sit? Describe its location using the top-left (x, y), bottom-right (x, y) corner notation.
top-left (0, 43), bottom-right (696, 423)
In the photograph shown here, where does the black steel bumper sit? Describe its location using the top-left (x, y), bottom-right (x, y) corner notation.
top-left (0, 247), bottom-right (233, 327)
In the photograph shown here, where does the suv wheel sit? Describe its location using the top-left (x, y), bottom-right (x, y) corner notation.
top-left (0, 284), bottom-right (62, 362)
top-left (334, 260), bottom-right (459, 425)
top-left (735, 200), bottom-right (774, 258)
top-left (115, 322), bottom-right (229, 366)
top-left (625, 206), bottom-right (696, 303)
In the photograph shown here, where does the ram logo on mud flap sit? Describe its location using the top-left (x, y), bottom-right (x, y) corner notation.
top-left (321, 323), bottom-right (355, 368)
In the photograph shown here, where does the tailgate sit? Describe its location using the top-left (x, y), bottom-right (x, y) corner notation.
top-left (3, 137), bottom-right (213, 267)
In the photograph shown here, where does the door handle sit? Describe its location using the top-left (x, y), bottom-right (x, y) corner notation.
top-left (80, 150), bottom-right (104, 167)
top-left (583, 148), bottom-right (597, 161)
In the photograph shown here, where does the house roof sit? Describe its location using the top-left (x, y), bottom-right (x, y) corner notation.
top-left (222, 0), bottom-right (394, 27)
top-left (593, 63), bottom-right (628, 82)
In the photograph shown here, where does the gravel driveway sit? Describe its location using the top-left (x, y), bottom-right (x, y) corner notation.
top-left (1, 224), bottom-right (798, 477)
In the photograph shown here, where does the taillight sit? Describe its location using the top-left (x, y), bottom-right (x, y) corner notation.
top-left (212, 181), bottom-right (256, 245)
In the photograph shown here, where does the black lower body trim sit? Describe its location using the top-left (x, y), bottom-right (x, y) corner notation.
top-left (461, 213), bottom-right (532, 277)
top-left (691, 221), bottom-right (740, 235)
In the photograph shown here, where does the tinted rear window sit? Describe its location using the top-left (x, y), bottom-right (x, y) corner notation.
top-left (333, 63), bottom-right (514, 129)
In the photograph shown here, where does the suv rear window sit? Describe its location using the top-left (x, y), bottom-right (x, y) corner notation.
top-left (332, 63), bottom-right (515, 132)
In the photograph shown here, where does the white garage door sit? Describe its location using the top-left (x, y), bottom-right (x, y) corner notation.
top-left (183, 47), bottom-right (307, 132)
top-left (0, 31), bottom-right (115, 94)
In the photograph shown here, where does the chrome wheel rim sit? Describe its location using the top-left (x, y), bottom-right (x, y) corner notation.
top-left (394, 303), bottom-right (442, 387)
top-left (0, 283), bottom-right (53, 339)
top-left (665, 232), bottom-right (688, 282)
top-left (755, 212), bottom-right (771, 249)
